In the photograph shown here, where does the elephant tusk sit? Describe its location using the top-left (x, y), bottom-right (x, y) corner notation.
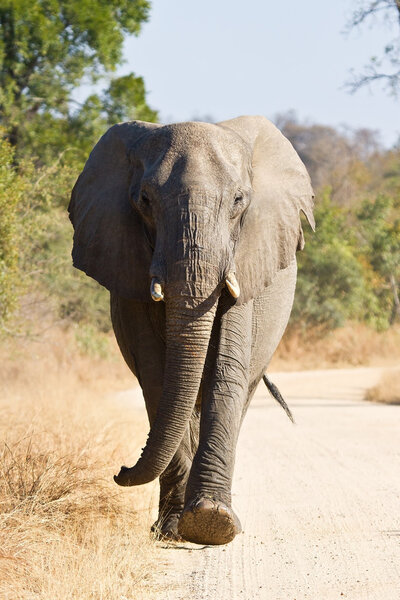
top-left (225, 272), bottom-right (240, 299)
top-left (150, 278), bottom-right (164, 302)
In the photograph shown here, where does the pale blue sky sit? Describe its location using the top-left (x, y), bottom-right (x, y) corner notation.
top-left (119, 0), bottom-right (399, 147)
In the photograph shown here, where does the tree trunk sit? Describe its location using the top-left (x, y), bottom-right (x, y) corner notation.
top-left (389, 273), bottom-right (400, 325)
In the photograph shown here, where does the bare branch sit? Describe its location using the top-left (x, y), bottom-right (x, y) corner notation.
top-left (345, 0), bottom-right (400, 95)
top-left (346, 67), bottom-right (400, 94)
top-left (348, 0), bottom-right (393, 28)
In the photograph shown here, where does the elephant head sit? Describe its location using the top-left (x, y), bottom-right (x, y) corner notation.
top-left (68, 116), bottom-right (314, 486)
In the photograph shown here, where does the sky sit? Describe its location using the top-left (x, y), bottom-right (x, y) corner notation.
top-left (117, 0), bottom-right (399, 148)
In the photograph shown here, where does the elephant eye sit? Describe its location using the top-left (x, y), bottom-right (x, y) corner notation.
top-left (135, 189), bottom-right (154, 223)
top-left (141, 192), bottom-right (150, 206)
top-left (230, 193), bottom-right (245, 219)
top-left (139, 191), bottom-right (154, 218)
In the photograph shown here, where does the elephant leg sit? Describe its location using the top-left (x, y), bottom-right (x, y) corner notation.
top-left (249, 260), bottom-right (297, 388)
top-left (110, 294), bottom-right (197, 540)
top-left (153, 408), bottom-right (200, 541)
top-left (232, 262), bottom-right (297, 429)
top-left (178, 297), bottom-right (253, 545)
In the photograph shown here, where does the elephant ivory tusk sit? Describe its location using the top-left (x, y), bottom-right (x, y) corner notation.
top-left (150, 278), bottom-right (164, 302)
top-left (225, 272), bottom-right (240, 299)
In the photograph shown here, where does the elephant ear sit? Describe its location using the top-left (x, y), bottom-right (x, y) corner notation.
top-left (219, 116), bottom-right (315, 305)
top-left (68, 120), bottom-right (160, 300)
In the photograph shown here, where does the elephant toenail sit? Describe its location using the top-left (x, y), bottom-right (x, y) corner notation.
top-left (194, 498), bottom-right (214, 511)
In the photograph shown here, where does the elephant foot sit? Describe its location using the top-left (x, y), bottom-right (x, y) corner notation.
top-left (151, 512), bottom-right (184, 542)
top-left (178, 498), bottom-right (242, 545)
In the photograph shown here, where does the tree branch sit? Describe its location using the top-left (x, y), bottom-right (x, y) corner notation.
top-left (389, 273), bottom-right (400, 324)
top-left (346, 67), bottom-right (400, 93)
top-left (348, 0), bottom-right (392, 28)
top-left (345, 0), bottom-right (400, 95)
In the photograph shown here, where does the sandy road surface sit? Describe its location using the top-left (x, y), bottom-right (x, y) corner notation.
top-left (121, 367), bottom-right (400, 600)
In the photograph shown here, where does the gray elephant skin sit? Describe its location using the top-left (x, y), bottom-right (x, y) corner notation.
top-left (68, 116), bottom-right (314, 546)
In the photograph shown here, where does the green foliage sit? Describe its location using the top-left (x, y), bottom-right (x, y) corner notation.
top-left (357, 195), bottom-right (400, 278)
top-left (0, 0), bottom-right (155, 339)
top-left (103, 73), bottom-right (158, 123)
top-left (23, 201), bottom-right (112, 333)
top-left (291, 184), bottom-right (400, 331)
top-left (67, 74), bottom-right (158, 163)
top-left (0, 130), bottom-right (111, 335)
top-left (280, 114), bottom-right (400, 332)
top-left (356, 195), bottom-right (400, 325)
top-left (0, 134), bottom-right (22, 322)
top-left (292, 190), bottom-right (379, 330)
top-left (0, 0), bottom-right (156, 164)
top-left (20, 159), bottom-right (112, 332)
top-left (0, 1), bottom-right (399, 342)
top-left (74, 323), bottom-right (111, 359)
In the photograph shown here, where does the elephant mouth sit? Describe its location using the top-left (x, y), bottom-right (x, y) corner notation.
top-left (150, 273), bottom-right (240, 303)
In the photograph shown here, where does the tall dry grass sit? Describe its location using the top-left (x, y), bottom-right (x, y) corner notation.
top-left (0, 328), bottom-right (158, 600)
top-left (272, 323), bottom-right (400, 371)
top-left (2, 317), bottom-right (399, 598)
top-left (365, 368), bottom-right (400, 405)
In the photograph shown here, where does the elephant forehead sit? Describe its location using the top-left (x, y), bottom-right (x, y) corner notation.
top-left (136, 122), bottom-right (251, 188)
top-left (161, 121), bottom-right (246, 152)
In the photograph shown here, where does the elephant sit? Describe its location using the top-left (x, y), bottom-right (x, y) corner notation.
top-left (68, 115), bottom-right (314, 546)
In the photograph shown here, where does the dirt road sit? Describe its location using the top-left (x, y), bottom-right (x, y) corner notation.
top-left (124, 367), bottom-right (400, 600)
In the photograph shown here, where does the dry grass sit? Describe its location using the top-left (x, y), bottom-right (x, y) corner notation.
top-left (365, 369), bottom-right (400, 405)
top-left (0, 327), bottom-right (159, 600)
top-left (272, 324), bottom-right (400, 371)
top-left (2, 317), bottom-right (399, 598)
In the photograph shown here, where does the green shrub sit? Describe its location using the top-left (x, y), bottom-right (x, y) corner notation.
top-left (74, 324), bottom-right (111, 359)
top-left (0, 135), bottom-right (23, 324)
top-left (291, 189), bottom-right (380, 330)
top-left (356, 195), bottom-right (400, 326)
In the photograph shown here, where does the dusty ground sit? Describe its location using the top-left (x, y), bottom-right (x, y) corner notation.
top-left (119, 367), bottom-right (400, 600)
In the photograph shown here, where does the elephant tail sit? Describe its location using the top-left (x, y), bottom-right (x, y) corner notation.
top-left (263, 375), bottom-right (294, 424)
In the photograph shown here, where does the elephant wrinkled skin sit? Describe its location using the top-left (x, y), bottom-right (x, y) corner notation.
top-left (68, 116), bottom-right (314, 546)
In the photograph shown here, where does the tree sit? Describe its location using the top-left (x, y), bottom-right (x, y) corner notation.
top-left (291, 189), bottom-right (380, 331)
top-left (275, 112), bottom-right (379, 205)
top-left (0, 0), bottom-right (157, 163)
top-left (357, 195), bottom-right (400, 324)
top-left (0, 1), bottom-right (158, 331)
top-left (345, 0), bottom-right (400, 95)
top-left (0, 134), bottom-right (22, 323)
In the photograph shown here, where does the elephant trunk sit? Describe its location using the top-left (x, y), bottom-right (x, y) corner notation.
top-left (114, 292), bottom-right (218, 486)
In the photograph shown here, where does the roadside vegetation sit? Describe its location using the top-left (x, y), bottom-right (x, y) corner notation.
top-left (0, 3), bottom-right (160, 598)
top-left (0, 330), bottom-right (157, 599)
top-left (365, 369), bottom-right (400, 405)
top-left (0, 1), bottom-right (399, 347)
top-left (0, 1), bottom-right (399, 597)
top-left (1, 113), bottom-right (399, 350)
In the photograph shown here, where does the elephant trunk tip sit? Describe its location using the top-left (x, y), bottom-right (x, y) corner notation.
top-left (113, 466), bottom-right (132, 487)
top-left (113, 464), bottom-right (158, 487)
